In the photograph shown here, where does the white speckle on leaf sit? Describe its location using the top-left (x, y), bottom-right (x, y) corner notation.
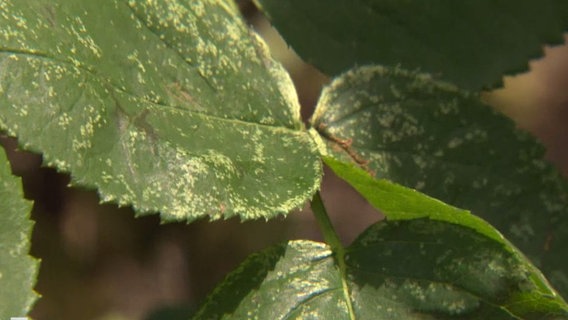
top-left (447, 137), bottom-right (463, 149)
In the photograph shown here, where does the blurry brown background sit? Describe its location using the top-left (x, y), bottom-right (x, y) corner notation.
top-left (1, 2), bottom-right (567, 319)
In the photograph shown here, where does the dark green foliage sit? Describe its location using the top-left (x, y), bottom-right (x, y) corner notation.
top-left (256, 0), bottom-right (568, 90)
top-left (196, 217), bottom-right (568, 319)
top-left (311, 66), bottom-right (568, 297)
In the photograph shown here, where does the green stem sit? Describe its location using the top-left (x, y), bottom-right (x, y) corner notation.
top-left (310, 191), bottom-right (356, 320)
top-left (311, 191), bottom-right (342, 250)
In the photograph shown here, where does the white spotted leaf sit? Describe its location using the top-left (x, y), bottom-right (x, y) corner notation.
top-left (0, 0), bottom-right (322, 221)
top-left (256, 0), bottom-right (568, 90)
top-left (0, 147), bottom-right (39, 317)
top-left (311, 65), bottom-right (568, 298)
top-left (195, 221), bottom-right (568, 319)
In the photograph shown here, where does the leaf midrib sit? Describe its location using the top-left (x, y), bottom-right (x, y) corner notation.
top-left (0, 47), bottom-right (304, 132)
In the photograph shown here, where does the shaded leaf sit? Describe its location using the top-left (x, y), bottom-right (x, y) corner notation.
top-left (0, 147), bottom-right (39, 317)
top-left (256, 0), bottom-right (568, 90)
top-left (347, 219), bottom-right (567, 319)
top-left (0, 0), bottom-right (321, 221)
top-left (311, 65), bottom-right (568, 297)
top-left (196, 221), bottom-right (568, 319)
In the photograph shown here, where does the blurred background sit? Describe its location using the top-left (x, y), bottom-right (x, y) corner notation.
top-left (1, 1), bottom-right (567, 319)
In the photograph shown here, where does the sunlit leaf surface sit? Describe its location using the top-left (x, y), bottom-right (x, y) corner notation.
top-left (0, 0), bottom-right (322, 221)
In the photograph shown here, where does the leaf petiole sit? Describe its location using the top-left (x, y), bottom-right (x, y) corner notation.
top-left (310, 191), bottom-right (356, 320)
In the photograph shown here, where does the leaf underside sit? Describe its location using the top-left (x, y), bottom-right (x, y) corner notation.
top-left (256, 0), bottom-right (568, 90)
top-left (196, 220), bottom-right (568, 319)
top-left (0, 0), bottom-right (322, 222)
top-left (311, 65), bottom-right (568, 298)
top-left (0, 148), bottom-right (39, 317)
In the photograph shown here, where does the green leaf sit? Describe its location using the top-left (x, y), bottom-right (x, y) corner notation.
top-left (321, 157), bottom-right (507, 244)
top-left (348, 219), bottom-right (568, 319)
top-left (195, 223), bottom-right (568, 319)
top-left (311, 65), bottom-right (568, 297)
top-left (0, 0), bottom-right (322, 221)
top-left (255, 0), bottom-right (568, 90)
top-left (0, 147), bottom-right (39, 317)
top-left (194, 240), bottom-right (348, 319)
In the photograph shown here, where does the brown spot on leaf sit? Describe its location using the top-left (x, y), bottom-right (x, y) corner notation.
top-left (316, 122), bottom-right (373, 175)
